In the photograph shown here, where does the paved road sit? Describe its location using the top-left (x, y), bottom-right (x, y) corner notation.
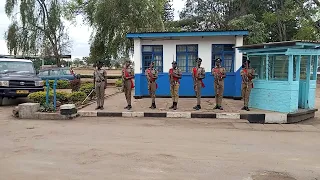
top-left (0, 117), bottom-right (319, 180)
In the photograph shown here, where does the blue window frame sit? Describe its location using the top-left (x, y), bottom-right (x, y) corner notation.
top-left (212, 44), bottom-right (235, 73)
top-left (176, 44), bottom-right (198, 73)
top-left (142, 45), bottom-right (163, 72)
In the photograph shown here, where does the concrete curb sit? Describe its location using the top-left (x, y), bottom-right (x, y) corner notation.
top-left (78, 109), bottom-right (317, 124)
top-left (77, 91), bottom-right (121, 110)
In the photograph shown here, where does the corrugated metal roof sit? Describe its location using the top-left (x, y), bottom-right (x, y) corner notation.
top-left (236, 40), bottom-right (320, 49)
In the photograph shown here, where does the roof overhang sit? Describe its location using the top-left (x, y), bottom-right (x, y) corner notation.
top-left (126, 30), bottom-right (249, 39)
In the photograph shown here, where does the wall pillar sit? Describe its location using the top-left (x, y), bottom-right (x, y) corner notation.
top-left (234, 35), bottom-right (244, 98)
top-left (288, 55), bottom-right (293, 82)
top-left (133, 38), bottom-right (142, 97)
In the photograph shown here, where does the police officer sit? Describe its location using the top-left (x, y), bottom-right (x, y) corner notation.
top-left (145, 62), bottom-right (158, 109)
top-left (122, 60), bottom-right (134, 110)
top-left (169, 61), bottom-right (182, 110)
top-left (192, 58), bottom-right (205, 110)
top-left (240, 58), bottom-right (255, 111)
top-left (212, 58), bottom-right (226, 110)
top-left (93, 61), bottom-right (107, 110)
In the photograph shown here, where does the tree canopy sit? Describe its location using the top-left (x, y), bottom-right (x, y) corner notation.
top-left (5, 0), bottom-right (71, 66)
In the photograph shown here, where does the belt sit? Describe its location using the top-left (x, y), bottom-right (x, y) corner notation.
top-left (96, 80), bottom-right (105, 82)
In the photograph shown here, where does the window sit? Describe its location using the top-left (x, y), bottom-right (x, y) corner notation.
top-left (0, 61), bottom-right (35, 74)
top-left (39, 70), bottom-right (49, 76)
top-left (249, 56), bottom-right (266, 80)
top-left (61, 69), bottom-right (72, 75)
top-left (176, 44), bottom-right (198, 73)
top-left (212, 44), bottom-right (235, 73)
top-left (142, 45), bottom-right (163, 72)
top-left (268, 55), bottom-right (288, 81)
top-left (50, 69), bottom-right (60, 76)
top-left (311, 55), bottom-right (317, 80)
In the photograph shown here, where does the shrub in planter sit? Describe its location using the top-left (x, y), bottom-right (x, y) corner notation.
top-left (70, 79), bottom-right (81, 92)
top-left (28, 91), bottom-right (69, 105)
top-left (68, 91), bottom-right (87, 103)
top-left (79, 83), bottom-right (95, 98)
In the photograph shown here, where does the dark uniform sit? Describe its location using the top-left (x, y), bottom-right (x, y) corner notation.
top-left (169, 61), bottom-right (182, 110)
top-left (122, 60), bottom-right (134, 110)
top-left (240, 59), bottom-right (255, 111)
top-left (145, 62), bottom-right (158, 109)
top-left (192, 58), bottom-right (205, 111)
top-left (93, 61), bottom-right (107, 110)
top-left (212, 58), bottom-right (226, 110)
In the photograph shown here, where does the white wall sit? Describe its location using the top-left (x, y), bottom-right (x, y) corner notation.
top-left (133, 36), bottom-right (244, 73)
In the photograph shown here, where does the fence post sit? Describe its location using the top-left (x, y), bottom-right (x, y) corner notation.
top-left (46, 79), bottom-right (49, 106)
top-left (53, 79), bottom-right (57, 111)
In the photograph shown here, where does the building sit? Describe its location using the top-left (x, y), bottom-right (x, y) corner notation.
top-left (126, 31), bottom-right (249, 98)
top-left (237, 41), bottom-right (320, 113)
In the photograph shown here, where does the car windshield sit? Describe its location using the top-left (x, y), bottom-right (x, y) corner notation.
top-left (0, 61), bottom-right (35, 74)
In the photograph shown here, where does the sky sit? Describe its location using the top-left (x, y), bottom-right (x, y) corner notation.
top-left (0, 0), bottom-right (185, 60)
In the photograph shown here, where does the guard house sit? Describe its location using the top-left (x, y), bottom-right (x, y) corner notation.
top-left (126, 31), bottom-right (249, 98)
top-left (237, 41), bottom-right (320, 113)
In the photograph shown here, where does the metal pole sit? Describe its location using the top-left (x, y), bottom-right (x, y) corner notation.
top-left (46, 79), bottom-right (49, 106)
top-left (53, 79), bottom-right (57, 111)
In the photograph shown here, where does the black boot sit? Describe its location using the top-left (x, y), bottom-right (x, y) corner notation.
top-left (127, 105), bottom-right (132, 110)
top-left (193, 105), bottom-right (201, 110)
top-left (214, 105), bottom-right (219, 109)
top-left (124, 105), bottom-right (129, 109)
top-left (241, 106), bottom-right (246, 110)
top-left (173, 102), bottom-right (177, 110)
top-left (150, 103), bottom-right (156, 109)
top-left (169, 102), bottom-right (174, 109)
top-left (246, 106), bottom-right (250, 111)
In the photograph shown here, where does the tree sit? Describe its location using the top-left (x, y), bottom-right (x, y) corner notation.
top-left (228, 14), bottom-right (268, 44)
top-left (66, 0), bottom-right (167, 65)
top-left (163, 0), bottom-right (174, 22)
top-left (5, 0), bottom-right (71, 67)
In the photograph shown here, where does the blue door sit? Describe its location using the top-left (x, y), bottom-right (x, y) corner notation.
top-left (298, 56), bottom-right (311, 109)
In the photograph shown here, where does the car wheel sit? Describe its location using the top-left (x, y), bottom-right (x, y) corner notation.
top-left (0, 97), bottom-right (3, 106)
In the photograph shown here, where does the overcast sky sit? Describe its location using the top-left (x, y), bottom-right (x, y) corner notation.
top-left (0, 0), bottom-right (185, 60)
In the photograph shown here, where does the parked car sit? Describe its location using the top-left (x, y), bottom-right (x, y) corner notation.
top-left (38, 67), bottom-right (77, 81)
top-left (0, 58), bottom-right (44, 105)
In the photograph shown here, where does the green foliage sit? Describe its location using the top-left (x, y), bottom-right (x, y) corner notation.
top-left (28, 91), bottom-right (69, 105)
top-left (68, 91), bottom-right (87, 103)
top-left (79, 83), bottom-right (95, 97)
top-left (39, 103), bottom-right (55, 112)
top-left (5, 0), bottom-right (71, 65)
top-left (228, 14), bottom-right (268, 44)
top-left (115, 79), bottom-right (123, 87)
top-left (66, 0), bottom-right (167, 64)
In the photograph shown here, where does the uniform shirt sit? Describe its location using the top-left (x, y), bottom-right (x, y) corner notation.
top-left (240, 68), bottom-right (255, 83)
top-left (145, 68), bottom-right (158, 82)
top-left (192, 67), bottom-right (205, 81)
top-left (169, 67), bottom-right (182, 84)
top-left (94, 69), bottom-right (107, 82)
top-left (212, 66), bottom-right (226, 81)
top-left (122, 66), bottom-right (134, 81)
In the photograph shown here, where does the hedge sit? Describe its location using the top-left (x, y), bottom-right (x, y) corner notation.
top-left (115, 79), bottom-right (123, 87)
top-left (79, 83), bottom-right (95, 98)
top-left (28, 90), bottom-right (87, 105)
top-left (80, 74), bottom-right (122, 79)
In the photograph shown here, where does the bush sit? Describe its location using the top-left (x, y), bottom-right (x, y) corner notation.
top-left (79, 83), bottom-right (95, 98)
top-left (28, 91), bottom-right (69, 105)
top-left (43, 80), bottom-right (70, 89)
top-left (70, 79), bottom-right (81, 92)
top-left (68, 91), bottom-right (87, 103)
top-left (80, 74), bottom-right (121, 79)
top-left (115, 79), bottom-right (123, 87)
